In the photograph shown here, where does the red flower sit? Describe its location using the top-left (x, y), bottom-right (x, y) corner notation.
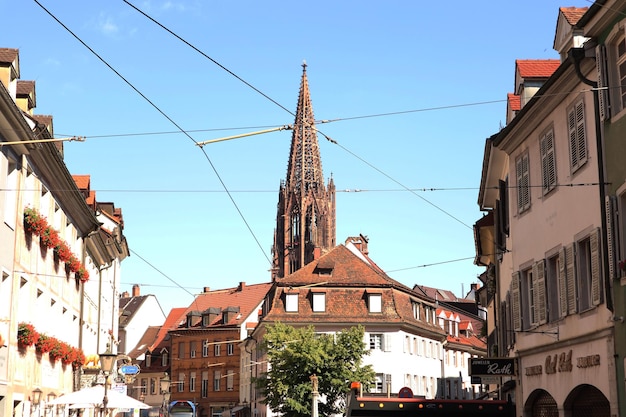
top-left (24, 207), bottom-right (48, 235)
top-left (36, 334), bottom-right (57, 353)
top-left (67, 255), bottom-right (81, 273)
top-left (76, 268), bottom-right (90, 283)
top-left (73, 348), bottom-right (86, 369)
top-left (17, 322), bottom-right (39, 347)
top-left (42, 227), bottom-right (61, 249)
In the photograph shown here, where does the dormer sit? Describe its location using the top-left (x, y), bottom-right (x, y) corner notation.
top-left (201, 307), bottom-right (221, 327)
top-left (185, 311), bottom-right (201, 328)
top-left (554, 7), bottom-right (589, 61)
top-left (16, 80), bottom-right (35, 114)
top-left (0, 48), bottom-right (19, 99)
top-left (223, 306), bottom-right (240, 324)
top-left (514, 60), bottom-right (560, 108)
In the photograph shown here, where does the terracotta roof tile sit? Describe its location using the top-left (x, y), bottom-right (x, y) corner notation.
top-left (182, 282), bottom-right (272, 327)
top-left (508, 93), bottom-right (520, 111)
top-left (73, 175), bottom-right (90, 190)
top-left (560, 6), bottom-right (588, 26)
top-left (516, 59), bottom-right (560, 78)
top-left (16, 80), bottom-right (34, 96)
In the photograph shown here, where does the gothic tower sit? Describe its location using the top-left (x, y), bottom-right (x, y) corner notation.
top-left (272, 62), bottom-right (336, 280)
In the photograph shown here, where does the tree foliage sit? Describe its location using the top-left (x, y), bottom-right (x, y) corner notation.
top-left (254, 323), bottom-right (374, 417)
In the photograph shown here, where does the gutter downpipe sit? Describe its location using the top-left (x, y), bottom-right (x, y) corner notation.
top-left (568, 46), bottom-right (612, 312)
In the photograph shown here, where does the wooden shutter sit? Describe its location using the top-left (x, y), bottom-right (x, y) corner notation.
top-left (559, 247), bottom-right (568, 318)
top-left (591, 228), bottom-right (602, 306)
top-left (511, 272), bottom-right (521, 332)
top-left (596, 44), bottom-right (610, 121)
top-left (535, 260), bottom-right (547, 324)
top-left (383, 334), bottom-right (392, 352)
top-left (606, 196), bottom-right (619, 280)
top-left (566, 244), bottom-right (577, 313)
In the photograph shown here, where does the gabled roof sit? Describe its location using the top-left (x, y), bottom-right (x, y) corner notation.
top-left (516, 59), bottom-right (560, 79)
top-left (507, 93), bottom-right (520, 112)
top-left (560, 6), bottom-right (588, 26)
top-left (127, 326), bottom-right (161, 359)
top-left (119, 295), bottom-right (151, 327)
top-left (415, 285), bottom-right (459, 302)
top-left (181, 282), bottom-right (272, 328)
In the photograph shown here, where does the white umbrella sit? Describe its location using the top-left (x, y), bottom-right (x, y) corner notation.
top-left (48, 385), bottom-right (150, 409)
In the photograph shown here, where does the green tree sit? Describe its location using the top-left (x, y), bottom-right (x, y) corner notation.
top-left (254, 322), bottom-right (374, 417)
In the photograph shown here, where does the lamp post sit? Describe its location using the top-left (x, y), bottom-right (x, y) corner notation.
top-left (160, 372), bottom-right (171, 417)
top-left (99, 347), bottom-right (117, 417)
top-left (47, 393), bottom-right (56, 417)
top-left (32, 388), bottom-right (42, 417)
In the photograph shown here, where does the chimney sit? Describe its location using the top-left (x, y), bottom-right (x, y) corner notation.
top-left (238, 282), bottom-right (246, 292)
top-left (121, 291), bottom-right (129, 298)
top-left (471, 283), bottom-right (480, 291)
top-left (203, 287), bottom-right (211, 293)
top-left (345, 234), bottom-right (369, 255)
top-left (132, 284), bottom-right (140, 297)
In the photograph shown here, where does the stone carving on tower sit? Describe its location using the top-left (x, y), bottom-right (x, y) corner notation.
top-left (272, 62), bottom-right (336, 280)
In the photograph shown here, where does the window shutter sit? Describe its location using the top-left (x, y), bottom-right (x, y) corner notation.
top-left (591, 228), bottom-right (602, 306)
top-left (383, 334), bottom-right (392, 352)
top-left (511, 272), bottom-right (521, 332)
top-left (535, 260), bottom-right (547, 324)
top-left (558, 247), bottom-right (568, 318)
top-left (575, 101), bottom-right (587, 164)
top-left (606, 196), bottom-right (619, 280)
top-left (565, 244), bottom-right (577, 314)
top-left (596, 44), bottom-right (610, 121)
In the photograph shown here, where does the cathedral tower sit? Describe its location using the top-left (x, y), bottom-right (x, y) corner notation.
top-left (272, 63), bottom-right (336, 280)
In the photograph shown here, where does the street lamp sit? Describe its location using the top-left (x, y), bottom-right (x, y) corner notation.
top-left (99, 347), bottom-right (117, 417)
top-left (160, 372), bottom-right (171, 417)
top-left (32, 388), bottom-right (42, 417)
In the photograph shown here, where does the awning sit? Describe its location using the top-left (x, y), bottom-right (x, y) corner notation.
top-left (221, 406), bottom-right (245, 417)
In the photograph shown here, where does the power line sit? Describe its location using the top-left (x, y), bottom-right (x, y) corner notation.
top-left (33, 0), bottom-right (273, 270)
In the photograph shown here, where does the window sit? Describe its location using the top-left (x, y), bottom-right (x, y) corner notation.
top-left (202, 340), bottom-right (209, 357)
top-left (521, 267), bottom-right (535, 329)
top-left (146, 354), bottom-right (152, 368)
top-left (285, 293), bottom-right (298, 312)
top-left (140, 378), bottom-right (147, 395)
top-left (178, 342), bottom-right (185, 359)
top-left (540, 128), bottom-right (557, 194)
top-left (371, 374), bottom-right (385, 394)
top-left (516, 152), bottom-right (531, 212)
top-left (369, 333), bottom-right (383, 350)
top-left (312, 292), bottom-right (326, 312)
top-left (190, 341), bottom-right (197, 358)
top-left (368, 293), bottom-right (382, 313)
top-left (214, 342), bottom-right (221, 357)
top-left (151, 378), bottom-right (157, 395)
top-left (214, 371), bottom-right (221, 391)
top-left (161, 351), bottom-right (169, 366)
top-left (201, 371), bottom-right (209, 398)
top-left (546, 253), bottom-right (562, 323)
top-left (190, 372), bottom-right (196, 392)
top-left (177, 373), bottom-right (185, 392)
top-left (227, 343), bottom-right (234, 356)
top-left (226, 370), bottom-right (234, 391)
top-left (412, 302), bottom-right (420, 320)
top-left (568, 99), bottom-right (587, 172)
top-left (576, 230), bottom-right (602, 311)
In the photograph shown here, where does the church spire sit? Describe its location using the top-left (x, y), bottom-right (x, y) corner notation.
top-left (272, 63), bottom-right (336, 280)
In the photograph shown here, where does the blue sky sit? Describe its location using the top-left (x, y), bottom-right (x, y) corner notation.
top-left (4, 0), bottom-right (587, 313)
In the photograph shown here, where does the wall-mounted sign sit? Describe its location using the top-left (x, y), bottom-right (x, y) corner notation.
top-left (120, 364), bottom-right (141, 375)
top-left (469, 358), bottom-right (516, 377)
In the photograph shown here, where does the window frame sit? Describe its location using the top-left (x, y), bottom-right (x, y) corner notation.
top-left (285, 293), bottom-right (298, 312)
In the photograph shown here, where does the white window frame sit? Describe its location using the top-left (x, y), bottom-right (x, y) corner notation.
top-left (312, 292), bottom-right (326, 312)
top-left (285, 293), bottom-right (298, 312)
top-left (368, 293), bottom-right (382, 313)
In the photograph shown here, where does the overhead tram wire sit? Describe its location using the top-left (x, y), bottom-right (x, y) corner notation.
top-left (33, 0), bottom-right (273, 268)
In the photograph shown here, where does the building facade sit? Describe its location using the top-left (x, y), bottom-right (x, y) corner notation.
top-left (474, 5), bottom-right (617, 416)
top-left (0, 48), bottom-right (127, 417)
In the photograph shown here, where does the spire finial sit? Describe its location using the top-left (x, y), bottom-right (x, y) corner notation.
top-left (302, 60), bottom-right (307, 72)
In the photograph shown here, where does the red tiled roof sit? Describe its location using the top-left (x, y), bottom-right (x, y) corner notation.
top-left (182, 282), bottom-right (273, 327)
top-left (508, 93), bottom-right (520, 111)
top-left (516, 59), bottom-right (560, 78)
top-left (150, 308), bottom-right (187, 352)
top-left (16, 80), bottom-right (34, 96)
top-left (73, 175), bottom-right (90, 189)
top-left (560, 6), bottom-right (588, 26)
